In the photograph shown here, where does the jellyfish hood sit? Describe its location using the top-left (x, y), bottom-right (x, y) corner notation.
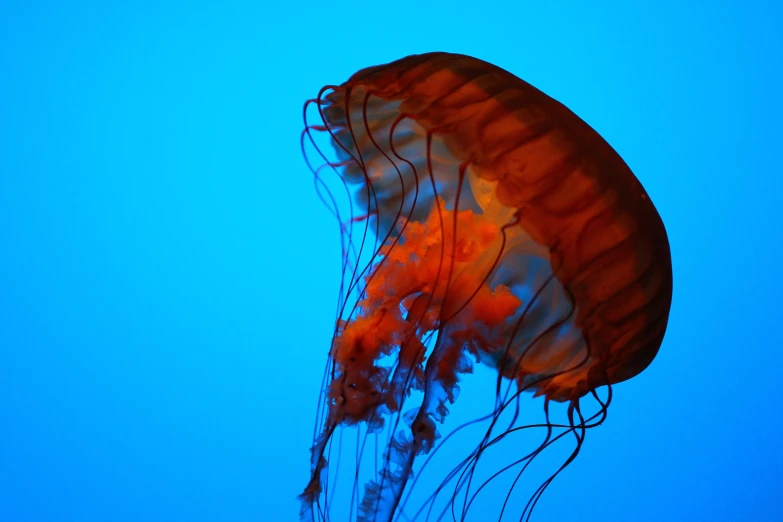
top-left (321, 52), bottom-right (673, 401)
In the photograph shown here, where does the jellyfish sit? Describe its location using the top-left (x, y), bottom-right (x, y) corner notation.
top-left (299, 53), bottom-right (672, 522)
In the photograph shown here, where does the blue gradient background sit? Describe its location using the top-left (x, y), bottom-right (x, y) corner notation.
top-left (1, 1), bottom-right (781, 521)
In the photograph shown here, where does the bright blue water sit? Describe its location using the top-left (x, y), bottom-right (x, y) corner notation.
top-left (1, 1), bottom-right (781, 520)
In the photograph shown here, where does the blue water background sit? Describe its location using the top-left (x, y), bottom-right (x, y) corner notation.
top-left (1, 1), bottom-right (781, 520)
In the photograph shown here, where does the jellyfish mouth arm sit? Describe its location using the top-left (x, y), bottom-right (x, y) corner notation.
top-left (358, 328), bottom-right (473, 522)
top-left (357, 429), bottom-right (418, 522)
top-left (298, 420), bottom-right (337, 522)
top-left (298, 181), bottom-right (523, 521)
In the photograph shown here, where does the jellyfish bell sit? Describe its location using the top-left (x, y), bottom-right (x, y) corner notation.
top-left (300, 52), bottom-right (672, 522)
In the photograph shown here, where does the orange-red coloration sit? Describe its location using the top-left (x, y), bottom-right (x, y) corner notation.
top-left (330, 54), bottom-right (672, 400)
top-left (300, 52), bottom-right (673, 522)
top-left (329, 200), bottom-right (522, 424)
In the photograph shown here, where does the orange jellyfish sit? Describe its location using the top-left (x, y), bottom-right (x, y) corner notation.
top-left (300, 53), bottom-right (672, 522)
